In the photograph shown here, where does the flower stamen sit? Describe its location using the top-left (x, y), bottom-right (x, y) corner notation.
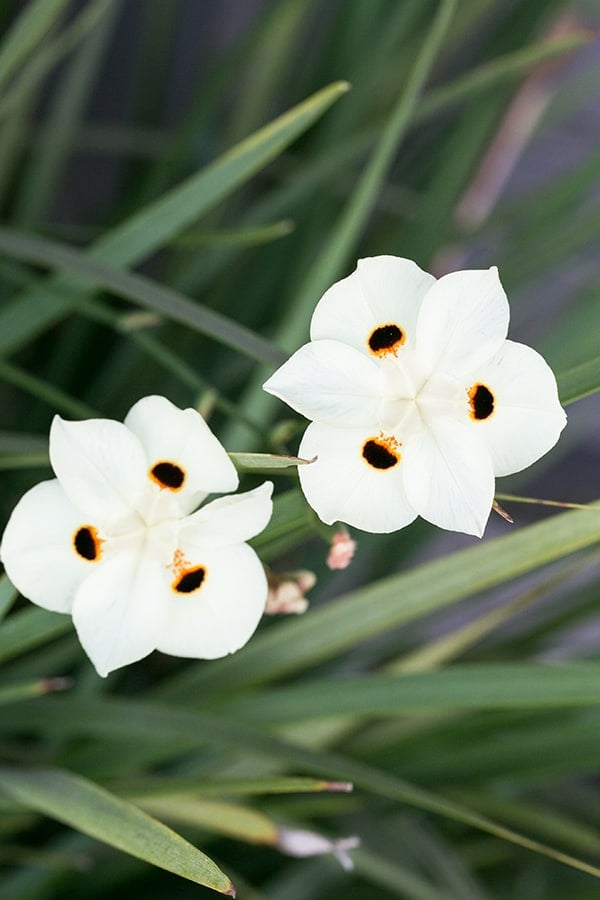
top-left (368, 323), bottom-right (405, 356)
top-left (170, 548), bottom-right (207, 594)
top-left (73, 525), bottom-right (102, 561)
top-left (150, 460), bottom-right (186, 491)
top-left (468, 383), bottom-right (495, 420)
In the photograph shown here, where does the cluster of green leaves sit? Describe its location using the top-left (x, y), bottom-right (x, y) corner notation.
top-left (0, 1), bottom-right (599, 898)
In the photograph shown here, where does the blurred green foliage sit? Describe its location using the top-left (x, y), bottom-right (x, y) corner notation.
top-left (0, 1), bottom-right (599, 898)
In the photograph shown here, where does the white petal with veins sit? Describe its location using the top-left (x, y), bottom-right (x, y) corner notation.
top-left (180, 482), bottom-right (273, 547)
top-left (298, 422), bottom-right (417, 533)
top-left (311, 255), bottom-right (434, 353)
top-left (464, 340), bottom-right (567, 475)
top-left (157, 542), bottom-right (267, 659)
top-left (0, 479), bottom-right (93, 613)
top-left (403, 416), bottom-right (494, 537)
top-left (50, 416), bottom-right (147, 522)
top-left (72, 546), bottom-right (167, 677)
top-left (125, 395), bottom-right (238, 514)
top-left (416, 267), bottom-right (509, 377)
top-left (264, 340), bottom-right (383, 428)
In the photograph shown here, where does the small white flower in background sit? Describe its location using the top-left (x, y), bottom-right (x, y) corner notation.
top-left (326, 529), bottom-right (357, 570)
top-left (0, 396), bottom-right (273, 677)
top-left (264, 256), bottom-right (567, 537)
top-left (277, 826), bottom-right (360, 871)
top-left (265, 569), bottom-right (316, 615)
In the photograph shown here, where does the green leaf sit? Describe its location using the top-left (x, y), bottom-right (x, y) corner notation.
top-left (0, 677), bottom-right (71, 707)
top-left (558, 356), bottom-right (600, 405)
top-left (13, 0), bottom-right (120, 226)
top-left (138, 796), bottom-right (279, 845)
top-left (0, 228), bottom-right (285, 367)
top-left (0, 575), bottom-right (17, 625)
top-left (113, 775), bottom-right (352, 799)
top-left (420, 31), bottom-right (591, 120)
top-left (0, 359), bottom-right (96, 417)
top-left (3, 697), bottom-right (599, 880)
top-left (278, 0), bottom-right (457, 350)
top-left (229, 451), bottom-right (310, 474)
top-left (219, 664), bottom-right (600, 725)
top-left (162, 502), bottom-right (600, 697)
top-left (0, 607), bottom-right (72, 665)
top-left (174, 220), bottom-right (295, 249)
top-left (0, 80), bottom-right (349, 356)
top-left (0, 766), bottom-right (234, 894)
top-left (0, 0), bottom-right (71, 93)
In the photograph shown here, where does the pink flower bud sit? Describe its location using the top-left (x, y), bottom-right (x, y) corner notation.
top-left (326, 530), bottom-right (357, 570)
top-left (265, 569), bottom-right (316, 615)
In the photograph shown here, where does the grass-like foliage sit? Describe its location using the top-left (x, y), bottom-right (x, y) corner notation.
top-left (0, 1), bottom-right (599, 897)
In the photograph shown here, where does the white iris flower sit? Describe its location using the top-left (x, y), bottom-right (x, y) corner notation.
top-left (264, 256), bottom-right (566, 537)
top-left (0, 396), bottom-right (273, 676)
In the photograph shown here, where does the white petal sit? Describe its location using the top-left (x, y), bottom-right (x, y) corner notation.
top-left (416, 267), bottom-right (509, 377)
top-left (0, 480), bottom-right (94, 613)
top-left (179, 482), bottom-right (273, 547)
top-left (311, 256), bottom-right (435, 354)
top-left (298, 422), bottom-right (417, 534)
top-left (72, 549), bottom-right (167, 677)
top-left (157, 543), bottom-right (267, 659)
top-left (464, 340), bottom-right (567, 476)
top-left (403, 416), bottom-right (494, 537)
top-left (50, 415), bottom-right (147, 522)
top-left (124, 395), bottom-right (238, 514)
top-left (263, 341), bottom-right (383, 427)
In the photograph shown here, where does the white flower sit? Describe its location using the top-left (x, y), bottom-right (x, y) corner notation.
top-left (0, 396), bottom-right (273, 677)
top-left (264, 256), bottom-right (566, 537)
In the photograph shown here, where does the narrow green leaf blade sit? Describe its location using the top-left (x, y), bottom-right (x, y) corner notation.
top-left (138, 796), bottom-right (279, 845)
top-left (0, 607), bottom-right (72, 664)
top-left (0, 81), bottom-right (349, 356)
top-left (229, 451), bottom-right (310, 473)
top-left (114, 775), bottom-right (352, 798)
top-left (0, 228), bottom-right (285, 367)
top-left (558, 356), bottom-right (600, 405)
top-left (0, 0), bottom-right (71, 92)
top-left (3, 697), bottom-right (599, 880)
top-left (0, 766), bottom-right (234, 894)
top-left (220, 664), bottom-right (600, 724)
top-left (162, 502), bottom-right (600, 696)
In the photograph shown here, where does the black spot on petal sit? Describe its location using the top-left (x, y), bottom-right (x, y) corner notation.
top-left (174, 566), bottom-right (206, 594)
top-left (368, 324), bottom-right (404, 355)
top-left (468, 383), bottom-right (495, 420)
top-left (151, 460), bottom-right (185, 490)
top-left (362, 439), bottom-right (400, 470)
top-left (74, 526), bottom-right (101, 561)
